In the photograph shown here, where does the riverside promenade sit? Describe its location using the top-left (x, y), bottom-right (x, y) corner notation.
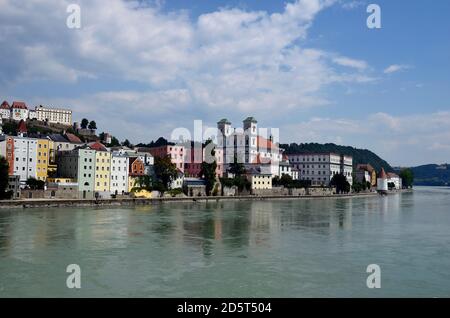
top-left (0, 191), bottom-right (393, 209)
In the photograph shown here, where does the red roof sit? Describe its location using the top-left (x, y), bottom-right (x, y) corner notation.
top-left (257, 136), bottom-right (277, 150)
top-left (18, 120), bottom-right (27, 133)
top-left (1, 101), bottom-right (10, 109)
top-left (11, 101), bottom-right (28, 109)
top-left (379, 168), bottom-right (387, 179)
top-left (88, 141), bottom-right (107, 151)
top-left (387, 172), bottom-right (399, 178)
top-left (357, 164), bottom-right (374, 173)
top-left (65, 133), bottom-right (82, 144)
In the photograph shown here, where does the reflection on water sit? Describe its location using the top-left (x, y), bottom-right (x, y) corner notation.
top-left (1, 187), bottom-right (450, 297)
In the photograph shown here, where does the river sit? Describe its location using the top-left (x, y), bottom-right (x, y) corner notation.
top-left (0, 186), bottom-right (449, 297)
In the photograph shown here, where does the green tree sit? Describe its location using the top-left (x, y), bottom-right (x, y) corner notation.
top-left (88, 120), bottom-right (97, 130)
top-left (26, 177), bottom-right (45, 190)
top-left (81, 118), bottom-right (89, 129)
top-left (0, 156), bottom-right (9, 199)
top-left (122, 139), bottom-right (132, 148)
top-left (154, 156), bottom-right (178, 191)
top-left (400, 168), bottom-right (414, 188)
top-left (228, 154), bottom-right (245, 176)
top-left (199, 141), bottom-right (217, 196)
top-left (330, 174), bottom-right (350, 194)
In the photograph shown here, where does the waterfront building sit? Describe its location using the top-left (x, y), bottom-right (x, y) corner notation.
top-left (36, 138), bottom-right (52, 181)
top-left (184, 145), bottom-right (224, 178)
top-left (0, 117), bottom-right (2, 134)
top-left (245, 166), bottom-right (272, 191)
top-left (11, 136), bottom-right (37, 183)
top-left (10, 101), bottom-right (29, 121)
top-left (288, 153), bottom-right (353, 186)
top-left (387, 172), bottom-right (402, 190)
top-left (111, 151), bottom-right (129, 195)
top-left (7, 175), bottom-right (21, 199)
top-left (278, 155), bottom-right (299, 180)
top-left (4, 136), bottom-right (15, 175)
top-left (217, 117), bottom-right (282, 177)
top-left (355, 164), bottom-right (377, 187)
top-left (377, 168), bottom-right (388, 193)
top-left (0, 101), bottom-right (11, 119)
top-left (35, 105), bottom-right (72, 126)
top-left (57, 145), bottom-right (96, 199)
top-left (170, 169), bottom-right (184, 189)
top-left (148, 145), bottom-right (184, 172)
top-left (89, 142), bottom-right (111, 198)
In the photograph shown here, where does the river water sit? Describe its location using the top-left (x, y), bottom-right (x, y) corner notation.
top-left (0, 186), bottom-right (449, 297)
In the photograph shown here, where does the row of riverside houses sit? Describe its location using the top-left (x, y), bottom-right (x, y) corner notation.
top-left (1, 104), bottom-right (403, 199)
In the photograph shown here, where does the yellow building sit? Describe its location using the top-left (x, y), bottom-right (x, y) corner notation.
top-left (128, 176), bottom-right (139, 192)
top-left (93, 146), bottom-right (111, 196)
top-left (36, 139), bottom-right (52, 181)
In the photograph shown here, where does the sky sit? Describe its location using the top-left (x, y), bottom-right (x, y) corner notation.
top-left (1, 0), bottom-right (449, 166)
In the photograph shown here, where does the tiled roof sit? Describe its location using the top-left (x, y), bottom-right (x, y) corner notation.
top-left (88, 141), bottom-right (107, 152)
top-left (1, 101), bottom-right (10, 109)
top-left (49, 134), bottom-right (69, 142)
top-left (257, 136), bottom-right (277, 150)
top-left (11, 101), bottom-right (28, 109)
top-left (379, 168), bottom-right (387, 179)
top-left (357, 164), bottom-right (374, 172)
top-left (65, 133), bottom-right (82, 144)
top-left (17, 120), bottom-right (27, 133)
top-left (387, 172), bottom-right (399, 178)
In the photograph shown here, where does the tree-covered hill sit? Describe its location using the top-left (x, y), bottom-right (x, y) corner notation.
top-left (280, 142), bottom-right (394, 172)
top-left (394, 164), bottom-right (450, 186)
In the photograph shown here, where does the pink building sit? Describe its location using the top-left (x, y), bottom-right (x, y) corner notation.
top-left (148, 145), bottom-right (185, 173)
top-left (184, 146), bottom-right (223, 178)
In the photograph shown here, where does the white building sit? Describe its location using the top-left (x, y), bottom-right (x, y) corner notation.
top-left (12, 136), bottom-right (37, 184)
top-left (28, 110), bottom-right (37, 120)
top-left (387, 172), bottom-right (402, 190)
top-left (217, 117), bottom-right (282, 177)
top-left (110, 151), bottom-right (130, 195)
top-left (0, 101), bottom-right (10, 119)
top-left (278, 156), bottom-right (299, 180)
top-left (10, 101), bottom-right (29, 121)
top-left (377, 168), bottom-right (388, 193)
top-left (288, 153), bottom-right (353, 186)
top-left (35, 105), bottom-right (72, 126)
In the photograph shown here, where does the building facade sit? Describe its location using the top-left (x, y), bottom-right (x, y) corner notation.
top-left (217, 117), bottom-right (282, 177)
top-left (111, 152), bottom-right (129, 195)
top-left (57, 146), bottom-right (96, 199)
top-left (35, 105), bottom-right (72, 126)
top-left (148, 145), bottom-right (184, 172)
top-left (10, 102), bottom-right (29, 121)
top-left (36, 139), bottom-right (52, 181)
top-left (12, 136), bottom-right (37, 183)
top-left (288, 153), bottom-right (353, 186)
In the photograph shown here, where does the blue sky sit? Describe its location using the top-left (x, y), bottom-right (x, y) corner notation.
top-left (1, 0), bottom-right (449, 166)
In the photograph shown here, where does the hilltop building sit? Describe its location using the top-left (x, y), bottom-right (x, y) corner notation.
top-left (35, 105), bottom-right (72, 126)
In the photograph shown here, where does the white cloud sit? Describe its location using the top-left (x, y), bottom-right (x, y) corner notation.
top-left (0, 0), bottom-right (374, 114)
top-left (383, 64), bottom-right (411, 74)
top-left (332, 56), bottom-right (368, 70)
